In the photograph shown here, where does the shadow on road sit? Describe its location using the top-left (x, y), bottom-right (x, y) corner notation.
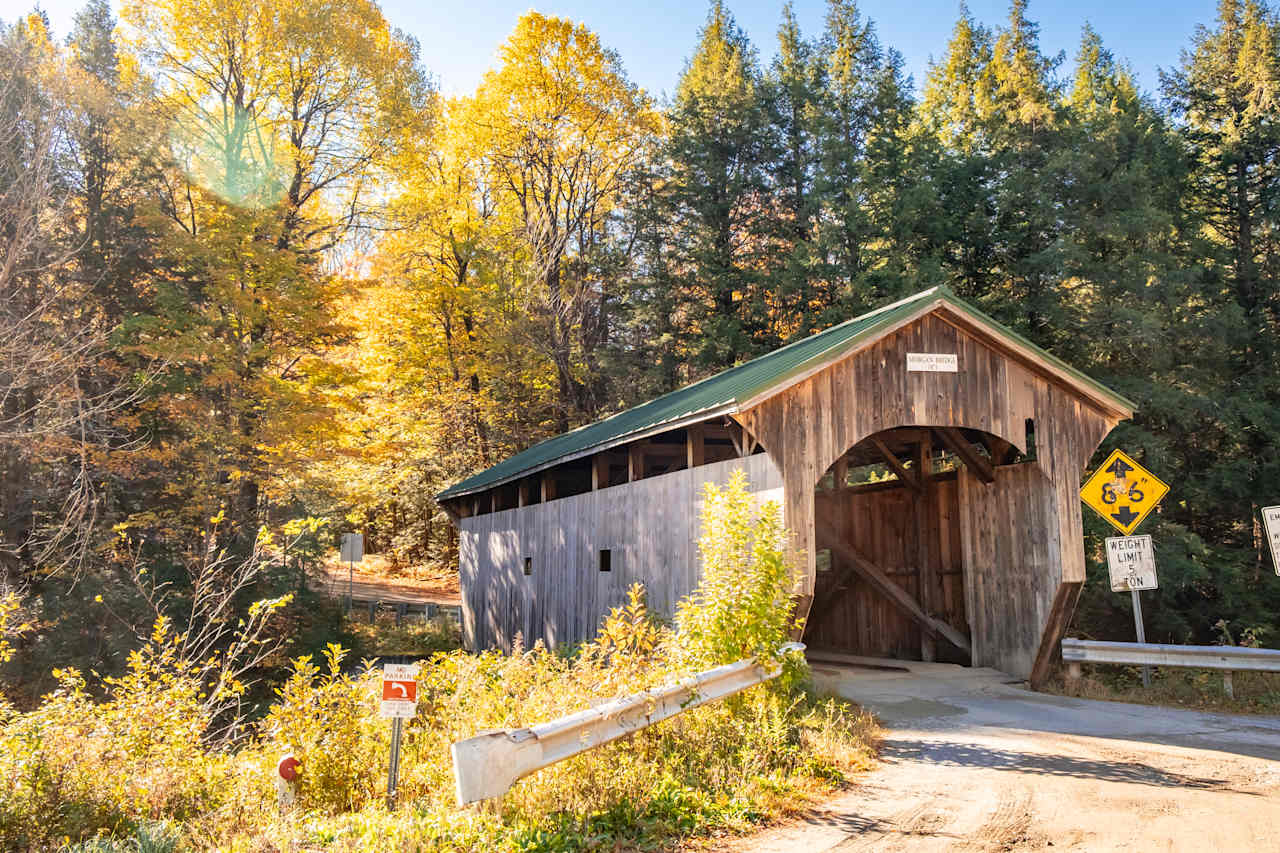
top-left (880, 737), bottom-right (1258, 793)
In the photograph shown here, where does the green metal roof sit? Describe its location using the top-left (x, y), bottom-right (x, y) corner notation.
top-left (439, 286), bottom-right (1135, 500)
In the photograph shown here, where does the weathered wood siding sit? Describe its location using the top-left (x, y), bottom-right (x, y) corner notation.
top-left (809, 475), bottom-right (966, 659)
top-left (957, 462), bottom-right (1062, 677)
top-left (737, 309), bottom-right (1117, 679)
top-left (458, 453), bottom-right (783, 652)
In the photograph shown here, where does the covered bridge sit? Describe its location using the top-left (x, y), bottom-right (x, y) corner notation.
top-left (439, 287), bottom-right (1134, 685)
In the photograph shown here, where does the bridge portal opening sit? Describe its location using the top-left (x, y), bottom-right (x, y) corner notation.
top-left (805, 425), bottom-right (1030, 667)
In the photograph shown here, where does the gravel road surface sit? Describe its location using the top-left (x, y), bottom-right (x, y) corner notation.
top-left (723, 655), bottom-right (1280, 852)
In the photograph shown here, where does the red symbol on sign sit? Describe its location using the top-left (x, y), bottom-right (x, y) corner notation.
top-left (382, 679), bottom-right (417, 702)
top-left (277, 754), bottom-right (301, 781)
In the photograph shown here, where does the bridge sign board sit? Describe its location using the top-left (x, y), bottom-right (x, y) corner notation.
top-left (1105, 535), bottom-right (1158, 592)
top-left (1080, 450), bottom-right (1169, 536)
top-left (340, 532), bottom-right (364, 563)
top-left (1263, 506), bottom-right (1280, 577)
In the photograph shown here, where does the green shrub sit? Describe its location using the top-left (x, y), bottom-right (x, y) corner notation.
top-left (0, 472), bottom-right (877, 852)
top-left (676, 469), bottom-right (801, 670)
top-left (0, 620), bottom-right (235, 850)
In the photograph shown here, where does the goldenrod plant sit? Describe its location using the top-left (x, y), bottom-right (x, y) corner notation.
top-left (0, 474), bottom-right (875, 852)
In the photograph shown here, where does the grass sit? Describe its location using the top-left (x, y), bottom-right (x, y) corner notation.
top-left (343, 612), bottom-right (462, 660)
top-left (1047, 664), bottom-right (1280, 715)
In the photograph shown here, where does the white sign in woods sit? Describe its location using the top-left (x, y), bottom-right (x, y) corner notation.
top-left (380, 663), bottom-right (419, 719)
top-left (340, 532), bottom-right (364, 563)
top-left (907, 352), bottom-right (959, 373)
top-left (1263, 506), bottom-right (1280, 577)
top-left (1106, 535), bottom-right (1158, 592)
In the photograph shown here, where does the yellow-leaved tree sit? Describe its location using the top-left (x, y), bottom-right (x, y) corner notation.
top-left (318, 13), bottom-right (658, 567)
top-left (461, 12), bottom-right (660, 432)
top-left (117, 0), bottom-right (435, 542)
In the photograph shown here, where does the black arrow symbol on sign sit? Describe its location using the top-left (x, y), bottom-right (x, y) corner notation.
top-left (1111, 506), bottom-right (1139, 527)
top-left (1105, 457), bottom-right (1134, 479)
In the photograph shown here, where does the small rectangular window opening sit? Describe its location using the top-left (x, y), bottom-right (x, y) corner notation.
top-left (1024, 418), bottom-right (1037, 460)
top-left (598, 548), bottom-right (612, 572)
top-left (523, 557), bottom-right (532, 576)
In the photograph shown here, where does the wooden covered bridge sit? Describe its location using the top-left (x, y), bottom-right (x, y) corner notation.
top-left (439, 287), bottom-right (1134, 684)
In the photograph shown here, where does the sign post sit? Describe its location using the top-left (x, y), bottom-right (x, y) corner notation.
top-left (1263, 506), bottom-right (1280, 577)
top-left (1105, 535), bottom-right (1158, 687)
top-left (380, 662), bottom-right (418, 809)
top-left (340, 532), bottom-right (363, 613)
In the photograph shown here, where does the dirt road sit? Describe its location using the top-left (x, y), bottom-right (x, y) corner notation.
top-left (314, 566), bottom-right (460, 606)
top-left (727, 656), bottom-right (1280, 852)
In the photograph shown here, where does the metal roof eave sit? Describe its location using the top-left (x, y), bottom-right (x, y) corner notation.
top-left (436, 402), bottom-right (739, 501)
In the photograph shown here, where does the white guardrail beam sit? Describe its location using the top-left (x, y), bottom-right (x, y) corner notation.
top-left (450, 642), bottom-right (805, 805)
top-left (1061, 638), bottom-right (1280, 673)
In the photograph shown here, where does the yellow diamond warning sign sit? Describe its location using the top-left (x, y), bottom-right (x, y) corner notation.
top-left (1080, 450), bottom-right (1169, 536)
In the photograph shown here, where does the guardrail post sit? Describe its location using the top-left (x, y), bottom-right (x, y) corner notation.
top-left (1066, 661), bottom-right (1082, 683)
top-left (368, 599), bottom-right (377, 623)
top-left (1223, 670), bottom-right (1234, 699)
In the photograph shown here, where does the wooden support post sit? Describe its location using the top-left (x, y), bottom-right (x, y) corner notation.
top-left (592, 453), bottom-right (610, 490)
top-left (870, 436), bottom-right (922, 494)
top-left (628, 442), bottom-right (645, 482)
top-left (517, 479), bottom-right (529, 507)
top-left (396, 603), bottom-right (406, 627)
top-left (1029, 582), bottom-right (1082, 689)
top-left (727, 422), bottom-right (744, 457)
top-left (686, 423), bottom-right (705, 469)
top-left (1223, 671), bottom-right (1234, 699)
top-left (368, 600), bottom-right (377, 623)
top-left (917, 437), bottom-right (936, 663)
top-left (540, 473), bottom-right (556, 503)
top-left (934, 428), bottom-right (995, 484)
top-left (833, 456), bottom-right (849, 491)
top-left (1066, 661), bottom-right (1082, 683)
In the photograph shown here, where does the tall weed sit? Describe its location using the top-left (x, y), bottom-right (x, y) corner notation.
top-left (0, 474), bottom-right (877, 851)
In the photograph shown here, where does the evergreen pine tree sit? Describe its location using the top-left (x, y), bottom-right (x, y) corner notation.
top-left (665, 1), bottom-right (773, 370)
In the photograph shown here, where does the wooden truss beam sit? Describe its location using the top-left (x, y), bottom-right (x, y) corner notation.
top-left (981, 433), bottom-right (1019, 466)
top-left (869, 436), bottom-right (923, 494)
top-left (933, 428), bottom-right (996, 484)
top-left (811, 526), bottom-right (972, 657)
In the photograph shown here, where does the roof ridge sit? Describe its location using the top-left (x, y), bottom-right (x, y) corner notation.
top-left (478, 288), bottom-right (944, 451)
top-left (438, 285), bottom-right (1133, 501)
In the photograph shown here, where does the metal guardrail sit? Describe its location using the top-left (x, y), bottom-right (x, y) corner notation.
top-left (1061, 638), bottom-right (1280, 698)
top-left (1061, 638), bottom-right (1280, 672)
top-left (450, 642), bottom-right (805, 805)
top-left (346, 597), bottom-right (461, 625)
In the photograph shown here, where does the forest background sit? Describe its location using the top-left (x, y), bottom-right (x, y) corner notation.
top-left (3, 0), bottom-right (1280, 703)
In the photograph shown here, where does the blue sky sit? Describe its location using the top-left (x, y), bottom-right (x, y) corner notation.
top-left (28, 0), bottom-right (1217, 100)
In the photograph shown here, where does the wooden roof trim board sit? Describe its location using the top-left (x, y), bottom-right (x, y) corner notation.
top-left (735, 296), bottom-right (1135, 421)
top-left (438, 286), bottom-right (1134, 501)
top-left (930, 306), bottom-right (1134, 422)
